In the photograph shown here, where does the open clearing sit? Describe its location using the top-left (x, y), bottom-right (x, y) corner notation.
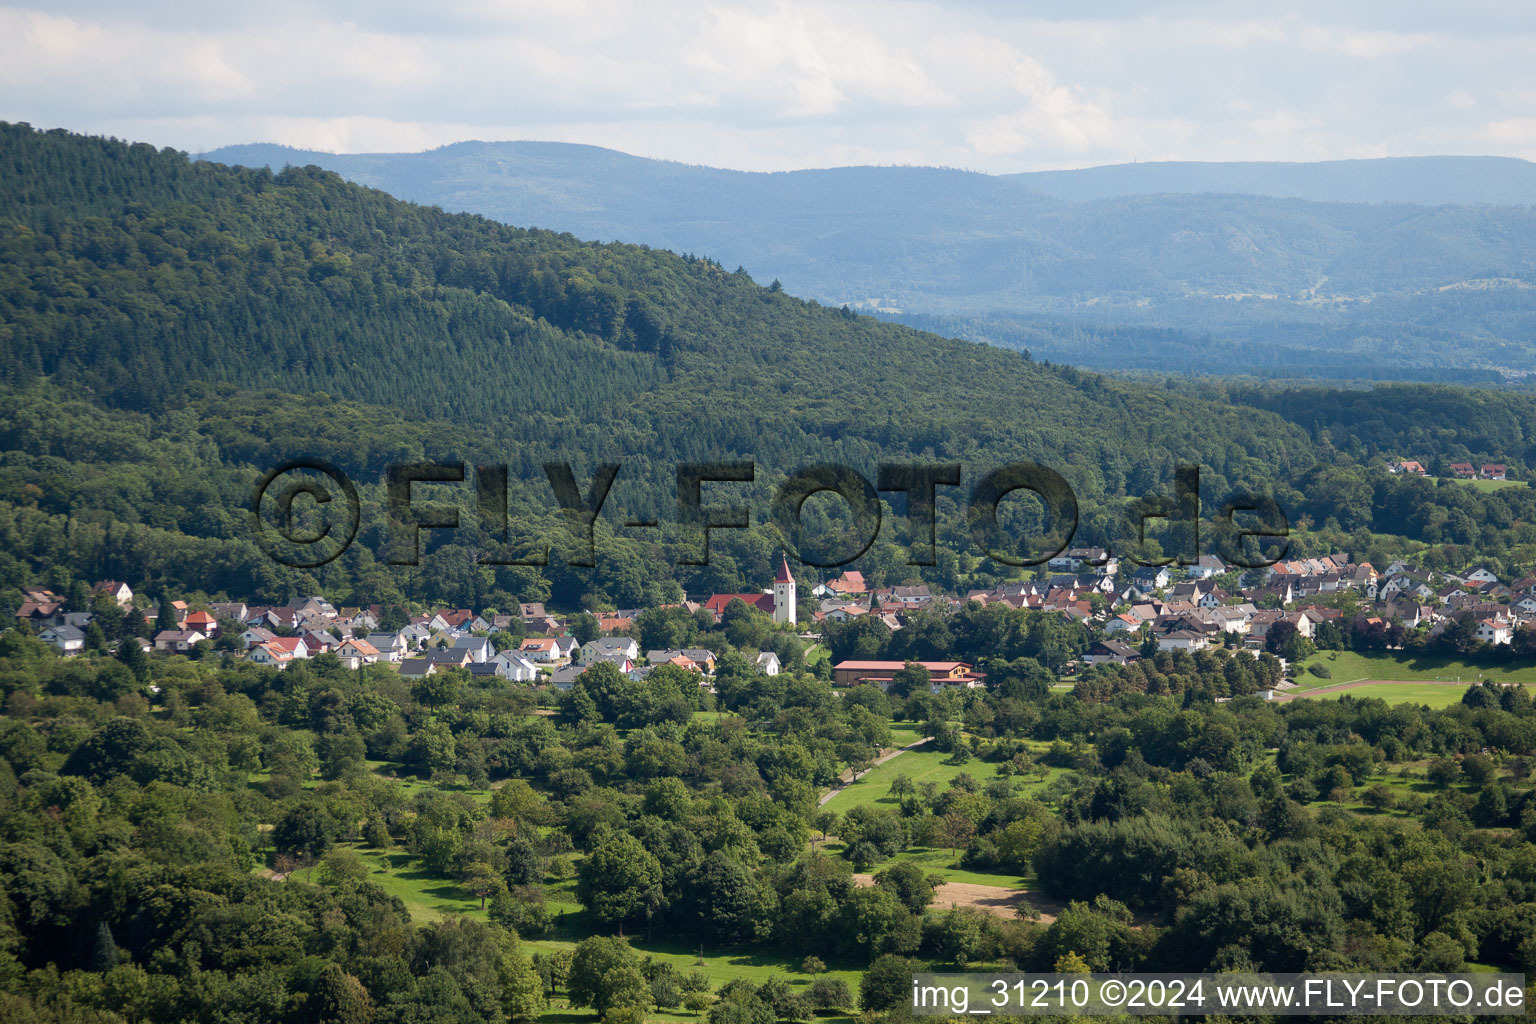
top-left (852, 874), bottom-right (1061, 922)
top-left (1295, 651), bottom-right (1536, 689)
top-left (1281, 680), bottom-right (1480, 708)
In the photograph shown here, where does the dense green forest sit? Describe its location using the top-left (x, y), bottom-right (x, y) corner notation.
top-left (6, 124), bottom-right (1536, 611)
top-left (2, 606), bottom-right (1535, 1024)
top-left (5, 123), bottom-right (1536, 1024)
top-left (200, 139), bottom-right (1536, 379)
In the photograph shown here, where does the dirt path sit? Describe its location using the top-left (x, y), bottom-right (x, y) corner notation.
top-left (851, 873), bottom-right (1063, 922)
top-left (1274, 678), bottom-right (1508, 700)
top-left (818, 736), bottom-right (932, 807)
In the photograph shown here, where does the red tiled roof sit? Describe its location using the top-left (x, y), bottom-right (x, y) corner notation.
top-left (703, 593), bottom-right (775, 615)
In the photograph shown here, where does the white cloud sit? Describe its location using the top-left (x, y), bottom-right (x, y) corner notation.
top-left (3, 1), bottom-right (1536, 169)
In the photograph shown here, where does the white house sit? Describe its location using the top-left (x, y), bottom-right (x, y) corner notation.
top-left (1048, 547), bottom-right (1112, 573)
top-left (1104, 613), bottom-right (1140, 635)
top-left (754, 651), bottom-right (782, 675)
top-left (247, 641), bottom-right (294, 670)
top-left (241, 626), bottom-right (277, 650)
top-left (1083, 639), bottom-right (1139, 665)
top-left (580, 636), bottom-right (640, 664)
top-left (365, 632), bottom-right (408, 663)
top-left (1187, 555), bottom-right (1227, 580)
top-left (92, 580), bottom-right (134, 608)
top-left (451, 635), bottom-right (495, 663)
top-left (490, 652), bottom-right (540, 682)
top-left (1157, 629), bottom-right (1210, 652)
top-left (1477, 618), bottom-right (1514, 646)
top-left (39, 625), bottom-right (85, 656)
top-left (337, 638), bottom-right (381, 668)
top-left (153, 629), bottom-right (206, 653)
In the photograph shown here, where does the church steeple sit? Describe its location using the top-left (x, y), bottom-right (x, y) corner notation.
top-left (772, 553), bottom-right (797, 625)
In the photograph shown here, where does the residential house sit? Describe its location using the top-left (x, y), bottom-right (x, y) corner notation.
top-left (1083, 639), bottom-right (1140, 665)
top-left (647, 648), bottom-right (717, 674)
top-left (1390, 460), bottom-right (1427, 476)
top-left (423, 647), bottom-right (474, 669)
top-left (1381, 574), bottom-right (1435, 602)
top-left (1104, 613), bottom-right (1141, 635)
top-left (209, 601), bottom-right (249, 623)
top-left (154, 629), bottom-right (206, 653)
top-left (365, 632), bottom-right (409, 663)
top-left (92, 581), bottom-right (134, 608)
top-left (519, 637), bottom-right (564, 663)
top-left (302, 630), bottom-right (337, 655)
top-left (451, 635), bottom-right (495, 663)
top-left (247, 641), bottom-right (294, 670)
top-left (490, 651), bottom-right (540, 682)
top-left (1477, 618), bottom-right (1514, 645)
top-left (1449, 463), bottom-right (1476, 479)
top-left (815, 570), bottom-right (867, 597)
top-left (399, 623), bottom-right (433, 649)
top-left (265, 637), bottom-right (310, 660)
top-left (580, 636), bottom-right (640, 664)
top-left (1481, 464), bottom-right (1508, 481)
top-left (183, 610), bottom-right (218, 636)
top-left (1187, 554), bottom-right (1228, 579)
top-left (1131, 566), bottom-right (1172, 591)
top-left (39, 625), bottom-right (85, 656)
top-left (241, 626), bottom-right (277, 649)
top-left (755, 651), bottom-right (782, 675)
top-left (398, 658), bottom-right (436, 678)
top-left (15, 601), bottom-right (64, 628)
top-left (336, 638), bottom-right (381, 668)
top-left (1048, 547), bottom-right (1113, 573)
top-left (1156, 629), bottom-right (1210, 652)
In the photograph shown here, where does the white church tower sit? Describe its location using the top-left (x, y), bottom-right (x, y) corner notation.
top-left (772, 554), bottom-right (797, 625)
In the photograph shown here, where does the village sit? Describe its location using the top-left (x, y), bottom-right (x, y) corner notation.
top-left (13, 542), bottom-right (1535, 695)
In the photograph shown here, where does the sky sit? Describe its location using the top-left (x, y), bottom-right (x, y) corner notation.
top-left (3, 1), bottom-right (1536, 173)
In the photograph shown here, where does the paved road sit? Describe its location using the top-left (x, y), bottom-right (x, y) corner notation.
top-left (818, 736), bottom-right (932, 807)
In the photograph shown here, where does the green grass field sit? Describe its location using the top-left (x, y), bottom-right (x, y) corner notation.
top-left (820, 746), bottom-right (997, 814)
top-left (1296, 650), bottom-right (1536, 688)
top-left (1297, 683), bottom-right (1474, 709)
top-left (355, 845), bottom-right (488, 921)
top-left (305, 843), bottom-right (863, 1023)
top-left (1426, 475), bottom-right (1527, 493)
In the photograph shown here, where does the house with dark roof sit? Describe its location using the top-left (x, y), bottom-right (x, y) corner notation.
top-left (1083, 639), bottom-right (1139, 665)
top-left (92, 581), bottom-right (134, 608)
top-left (39, 624), bottom-right (85, 655)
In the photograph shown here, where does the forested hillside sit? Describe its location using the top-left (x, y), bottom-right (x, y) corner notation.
top-left (200, 139), bottom-right (1536, 378)
top-left (7, 125), bottom-right (1536, 609)
top-left (0, 123), bottom-right (1308, 492)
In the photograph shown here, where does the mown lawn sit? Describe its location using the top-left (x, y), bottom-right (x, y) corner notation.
top-left (1296, 650), bottom-right (1536, 688)
top-left (1298, 683), bottom-right (1474, 709)
top-left (1426, 475), bottom-right (1528, 493)
top-left (820, 747), bottom-right (997, 814)
top-left (353, 845), bottom-right (487, 922)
